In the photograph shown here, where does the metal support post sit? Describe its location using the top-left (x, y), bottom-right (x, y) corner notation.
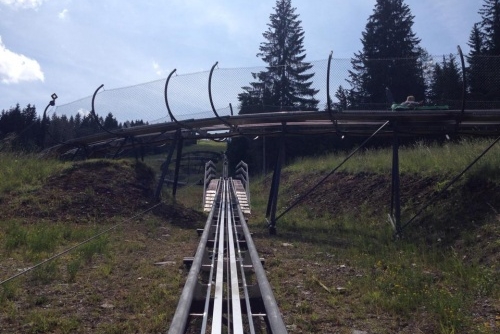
top-left (112, 136), bottom-right (129, 159)
top-left (266, 129), bottom-right (286, 235)
top-left (390, 123), bottom-right (402, 237)
top-left (40, 93), bottom-right (57, 149)
top-left (172, 134), bottom-right (184, 199)
top-left (154, 130), bottom-right (180, 201)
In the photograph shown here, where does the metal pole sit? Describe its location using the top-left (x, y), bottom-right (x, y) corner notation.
top-left (457, 45), bottom-right (466, 114)
top-left (208, 61), bottom-right (232, 129)
top-left (40, 93), bottom-right (57, 149)
top-left (172, 135), bottom-right (184, 199)
top-left (267, 128), bottom-right (286, 235)
top-left (326, 51), bottom-right (333, 114)
top-left (391, 123), bottom-right (402, 237)
top-left (154, 130), bottom-right (180, 201)
top-left (263, 136), bottom-right (266, 175)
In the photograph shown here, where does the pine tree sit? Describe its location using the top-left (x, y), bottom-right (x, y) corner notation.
top-left (334, 85), bottom-right (353, 111)
top-left (429, 54), bottom-right (463, 107)
top-left (479, 0), bottom-right (500, 54)
top-left (466, 23), bottom-right (487, 105)
top-left (467, 0), bottom-right (500, 107)
top-left (231, 0), bottom-right (320, 173)
top-left (103, 112), bottom-right (119, 130)
top-left (238, 0), bottom-right (318, 114)
top-left (348, 0), bottom-right (425, 109)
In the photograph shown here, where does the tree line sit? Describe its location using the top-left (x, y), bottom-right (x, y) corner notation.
top-left (228, 0), bottom-right (500, 172)
top-left (0, 104), bottom-right (146, 152)
top-left (3, 0), bottom-right (499, 167)
top-left (237, 0), bottom-right (500, 114)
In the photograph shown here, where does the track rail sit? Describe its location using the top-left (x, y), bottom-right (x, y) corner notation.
top-left (45, 109), bottom-right (500, 157)
top-left (168, 176), bottom-right (286, 333)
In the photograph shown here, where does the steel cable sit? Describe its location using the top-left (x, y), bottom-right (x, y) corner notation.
top-left (275, 120), bottom-right (390, 222)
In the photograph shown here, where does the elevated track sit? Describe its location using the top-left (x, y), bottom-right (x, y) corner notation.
top-left (46, 109), bottom-right (500, 157)
top-left (46, 107), bottom-right (500, 237)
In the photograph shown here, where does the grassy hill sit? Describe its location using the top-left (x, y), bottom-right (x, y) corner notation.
top-left (0, 138), bottom-right (499, 333)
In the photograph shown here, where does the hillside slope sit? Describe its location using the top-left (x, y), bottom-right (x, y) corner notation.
top-left (0, 157), bottom-right (498, 333)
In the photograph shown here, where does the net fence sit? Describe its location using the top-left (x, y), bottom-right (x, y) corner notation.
top-left (51, 52), bottom-right (500, 125)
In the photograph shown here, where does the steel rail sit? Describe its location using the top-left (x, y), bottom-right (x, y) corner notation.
top-left (167, 180), bottom-right (221, 334)
top-left (226, 179), bottom-right (244, 333)
top-left (211, 179), bottom-right (226, 333)
top-left (169, 174), bottom-right (287, 333)
top-left (200, 186), bottom-right (223, 333)
top-left (230, 180), bottom-right (288, 334)
top-left (230, 187), bottom-right (257, 334)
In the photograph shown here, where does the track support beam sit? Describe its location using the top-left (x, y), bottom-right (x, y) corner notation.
top-left (390, 122), bottom-right (402, 237)
top-left (266, 126), bottom-right (286, 235)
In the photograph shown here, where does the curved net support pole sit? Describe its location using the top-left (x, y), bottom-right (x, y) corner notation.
top-left (326, 51), bottom-right (342, 136)
top-left (326, 51), bottom-right (333, 114)
top-left (90, 84), bottom-right (105, 128)
top-left (164, 69), bottom-right (189, 130)
top-left (208, 61), bottom-right (233, 129)
top-left (89, 84), bottom-right (127, 139)
top-left (40, 93), bottom-right (57, 149)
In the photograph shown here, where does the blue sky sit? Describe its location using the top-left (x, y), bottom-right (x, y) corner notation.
top-left (0, 0), bottom-right (482, 121)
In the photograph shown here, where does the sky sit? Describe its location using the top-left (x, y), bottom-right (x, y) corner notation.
top-left (0, 0), bottom-right (483, 122)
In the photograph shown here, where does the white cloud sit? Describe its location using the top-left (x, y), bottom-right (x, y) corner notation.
top-left (152, 61), bottom-right (163, 76)
top-left (0, 0), bottom-right (46, 10)
top-left (0, 36), bottom-right (45, 84)
top-left (58, 8), bottom-right (68, 19)
top-left (77, 108), bottom-right (89, 117)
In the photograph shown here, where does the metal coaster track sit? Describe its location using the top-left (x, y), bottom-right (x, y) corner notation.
top-left (168, 160), bottom-right (287, 334)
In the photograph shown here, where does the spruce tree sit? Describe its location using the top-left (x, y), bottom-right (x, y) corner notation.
top-left (238, 0), bottom-right (318, 114)
top-left (334, 85), bottom-right (353, 111)
top-left (466, 23), bottom-right (487, 105)
top-left (348, 0), bottom-right (425, 109)
top-left (479, 0), bottom-right (500, 55)
top-left (230, 0), bottom-right (320, 173)
top-left (466, 0), bottom-right (500, 107)
top-left (429, 54), bottom-right (463, 107)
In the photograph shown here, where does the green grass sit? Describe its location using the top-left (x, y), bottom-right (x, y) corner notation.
top-left (246, 137), bottom-right (500, 333)
top-left (287, 137), bottom-right (500, 180)
top-left (0, 153), bottom-right (68, 193)
top-left (1, 139), bottom-right (499, 333)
